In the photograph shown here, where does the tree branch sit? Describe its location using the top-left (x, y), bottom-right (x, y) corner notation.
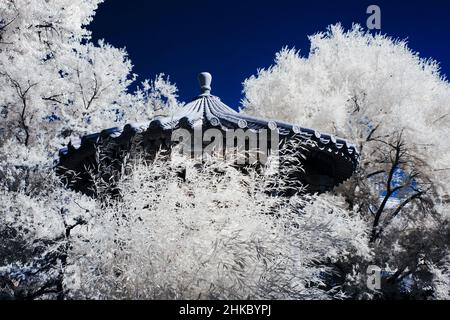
top-left (366, 170), bottom-right (385, 178)
top-left (1, 72), bottom-right (37, 146)
top-left (366, 123), bottom-right (380, 142)
top-left (370, 132), bottom-right (407, 243)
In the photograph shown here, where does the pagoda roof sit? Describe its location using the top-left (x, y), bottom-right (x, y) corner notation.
top-left (58, 73), bottom-right (360, 193)
top-left (59, 73), bottom-right (359, 166)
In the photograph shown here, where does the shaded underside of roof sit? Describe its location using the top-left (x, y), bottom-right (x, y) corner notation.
top-left (58, 93), bottom-right (359, 193)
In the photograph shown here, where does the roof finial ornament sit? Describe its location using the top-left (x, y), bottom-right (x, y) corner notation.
top-left (198, 72), bottom-right (212, 95)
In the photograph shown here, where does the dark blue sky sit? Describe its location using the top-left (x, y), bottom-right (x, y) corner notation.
top-left (90, 0), bottom-right (450, 109)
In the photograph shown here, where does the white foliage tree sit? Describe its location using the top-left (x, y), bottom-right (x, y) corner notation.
top-left (0, 151), bottom-right (371, 300)
top-left (64, 154), bottom-right (370, 299)
top-left (0, 0), bottom-right (180, 300)
top-left (0, 0), bottom-right (178, 161)
top-left (243, 24), bottom-right (450, 299)
top-left (243, 24), bottom-right (450, 195)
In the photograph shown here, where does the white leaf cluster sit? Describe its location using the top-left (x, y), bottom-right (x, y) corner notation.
top-left (243, 24), bottom-right (450, 195)
top-left (0, 0), bottom-right (180, 160)
top-left (243, 23), bottom-right (450, 299)
top-left (65, 156), bottom-right (369, 299)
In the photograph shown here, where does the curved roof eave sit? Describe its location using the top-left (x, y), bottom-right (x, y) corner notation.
top-left (59, 73), bottom-right (360, 173)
